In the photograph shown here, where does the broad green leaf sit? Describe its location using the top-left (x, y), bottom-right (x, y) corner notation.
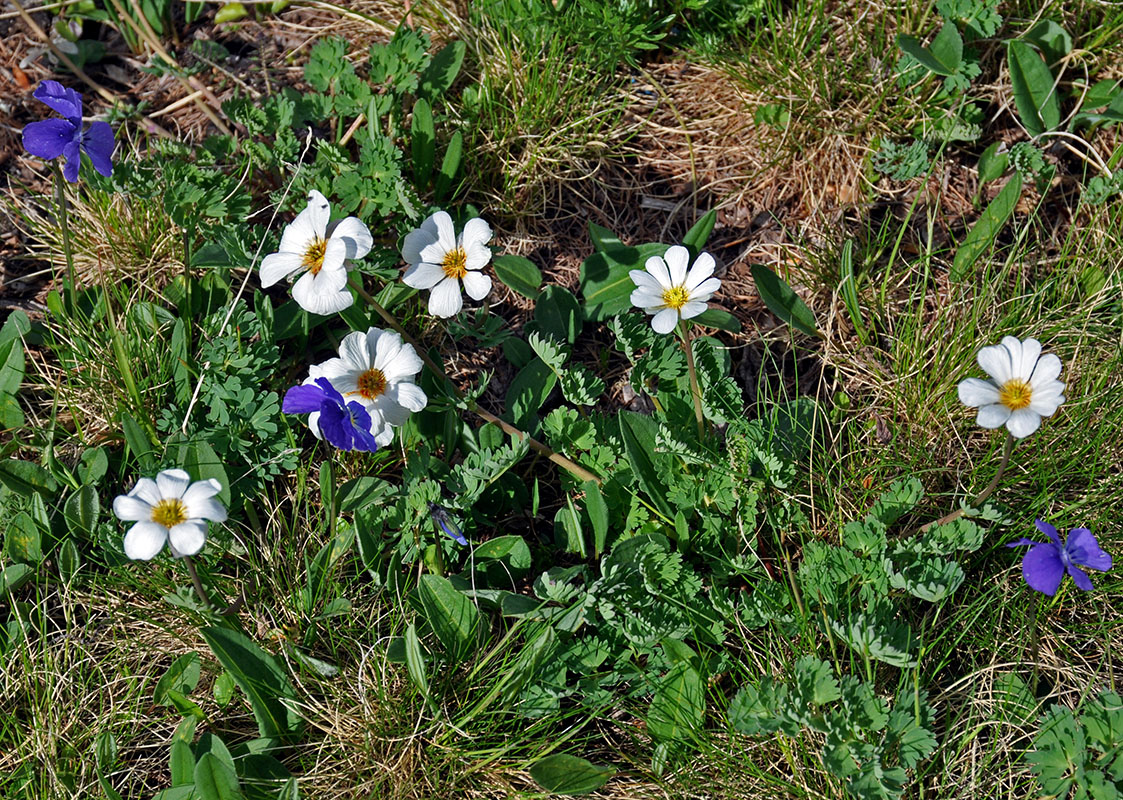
top-left (0, 563), bottom-right (33, 598)
top-left (64, 485), bottom-right (100, 536)
top-left (418, 39), bottom-right (465, 101)
top-left (1008, 40), bottom-right (1061, 136)
top-left (693, 307), bottom-right (741, 332)
top-left (338, 476), bottom-right (394, 512)
top-left (583, 480), bottom-right (609, 557)
top-left (1025, 19), bottom-right (1072, 66)
top-left (533, 286), bottom-right (584, 344)
top-left (0, 392), bottom-right (22, 430)
top-left (213, 671), bottom-right (237, 707)
top-left (214, 2), bottom-right (247, 24)
top-left (5, 513), bottom-right (42, 563)
top-left (120, 412), bottom-right (156, 472)
top-left (618, 411), bottom-right (674, 520)
top-left (587, 221), bottom-right (626, 253)
top-left (0, 459), bottom-right (58, 497)
top-left (976, 141), bottom-right (1009, 186)
top-left (681, 209), bottom-right (717, 255)
top-left (58, 539), bottom-right (80, 580)
top-left (472, 535), bottom-right (532, 583)
top-left (177, 439), bottom-right (231, 507)
top-left (76, 447), bottom-right (109, 485)
top-left (411, 97), bottom-right (434, 187)
top-left (154, 652), bottom-right (202, 705)
top-left (1081, 80), bottom-right (1121, 110)
top-left (579, 242), bottom-right (667, 321)
top-left (896, 23), bottom-right (961, 76)
top-left (492, 254), bottom-right (542, 300)
top-left (0, 336), bottom-right (23, 397)
top-left (193, 752), bottom-right (243, 800)
top-left (506, 358), bottom-right (556, 430)
top-left (404, 623), bottom-right (430, 704)
top-left (648, 663), bottom-right (705, 742)
top-left (749, 264), bottom-right (821, 337)
top-left (199, 627), bottom-right (301, 742)
top-left (434, 130), bottom-right (463, 200)
top-left (529, 753), bottom-right (615, 795)
top-left (950, 171), bottom-right (1023, 281)
top-left (169, 740), bottom-right (196, 786)
top-left (417, 574), bottom-right (480, 658)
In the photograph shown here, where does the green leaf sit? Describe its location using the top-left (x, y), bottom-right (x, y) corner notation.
top-left (749, 264), bottom-right (821, 337)
top-left (579, 241), bottom-right (667, 321)
top-left (404, 623), bottom-right (430, 704)
top-left (792, 656), bottom-right (841, 706)
top-left (418, 39), bottom-right (465, 101)
top-left (58, 539), bottom-right (80, 580)
top-left (529, 753), bottom-right (615, 796)
top-left (976, 142), bottom-right (1009, 186)
top-left (5, 513), bottom-right (42, 563)
top-left (417, 574), bottom-right (480, 658)
top-left (338, 476), bottom-right (394, 512)
top-left (692, 307), bottom-right (741, 332)
top-left (681, 209), bottom-right (717, 255)
top-left (618, 411), bottom-right (674, 520)
top-left (194, 752), bottom-right (243, 799)
top-left (648, 663), bottom-right (705, 742)
top-left (199, 627), bottom-right (301, 742)
top-left (0, 563), bottom-right (33, 598)
top-left (534, 286), bottom-right (584, 344)
top-left (169, 740), bottom-right (196, 786)
top-left (411, 98), bottom-right (435, 188)
top-left (434, 130), bottom-right (463, 200)
top-left (64, 485), bottom-right (100, 537)
top-left (506, 358), bottom-right (556, 430)
top-left (0, 459), bottom-right (58, 497)
top-left (176, 439), bottom-right (231, 507)
top-left (472, 535), bottom-right (532, 582)
top-left (950, 171), bottom-right (1023, 281)
top-left (214, 2), bottom-right (247, 24)
top-left (492, 254), bottom-right (542, 300)
top-left (837, 240), bottom-right (868, 344)
top-left (896, 23), bottom-right (961, 76)
top-left (583, 480), bottom-right (609, 558)
top-left (0, 335), bottom-right (24, 397)
top-left (120, 412), bottom-right (156, 472)
top-left (587, 221), bottom-right (626, 253)
top-left (1008, 40), bottom-right (1061, 136)
top-left (155, 652), bottom-right (202, 706)
top-left (1082, 80), bottom-right (1121, 110)
top-left (213, 671), bottom-right (237, 707)
top-left (1025, 19), bottom-right (1072, 66)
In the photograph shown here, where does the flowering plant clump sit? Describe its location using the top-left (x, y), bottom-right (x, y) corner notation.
top-left (402, 210), bottom-right (493, 318)
top-left (1007, 519), bottom-right (1112, 596)
top-left (112, 469), bottom-right (227, 560)
top-left (260, 190), bottom-right (373, 315)
top-left (957, 336), bottom-right (1065, 438)
top-left (21, 80), bottom-right (114, 182)
top-left (283, 377), bottom-right (381, 452)
top-left (303, 327), bottom-right (427, 446)
top-left (629, 245), bottom-right (721, 334)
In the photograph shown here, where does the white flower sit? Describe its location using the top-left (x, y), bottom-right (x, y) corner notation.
top-left (259, 190), bottom-right (373, 315)
top-left (112, 469), bottom-right (227, 560)
top-left (401, 210), bottom-right (493, 318)
top-left (957, 336), bottom-right (1066, 439)
top-left (308, 327), bottom-right (428, 446)
top-left (629, 245), bottom-right (721, 334)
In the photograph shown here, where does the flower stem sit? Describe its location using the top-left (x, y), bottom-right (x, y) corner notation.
top-left (349, 278), bottom-right (601, 485)
top-left (182, 555), bottom-right (244, 616)
top-left (922, 432), bottom-right (1016, 532)
top-left (51, 162), bottom-right (77, 312)
top-left (679, 321), bottom-right (705, 439)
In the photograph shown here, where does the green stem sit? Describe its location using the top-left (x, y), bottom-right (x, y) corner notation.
top-left (182, 555), bottom-right (244, 617)
top-left (923, 432), bottom-right (1015, 532)
top-left (679, 321), bottom-right (705, 439)
top-left (349, 278), bottom-right (601, 485)
top-left (51, 162), bottom-right (77, 312)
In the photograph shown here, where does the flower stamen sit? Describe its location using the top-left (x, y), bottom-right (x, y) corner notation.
top-left (302, 238), bottom-right (327, 275)
top-left (151, 498), bottom-right (188, 528)
top-left (999, 379), bottom-right (1033, 410)
top-left (354, 368), bottom-right (388, 400)
top-left (662, 286), bottom-right (689, 310)
top-left (441, 248), bottom-right (468, 279)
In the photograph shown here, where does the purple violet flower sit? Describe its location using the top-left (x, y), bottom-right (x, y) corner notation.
top-left (1007, 519), bottom-right (1112, 596)
top-left (22, 80), bottom-right (114, 183)
top-left (283, 377), bottom-right (380, 453)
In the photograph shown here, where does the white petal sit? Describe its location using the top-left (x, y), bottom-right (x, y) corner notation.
top-left (320, 236), bottom-right (349, 276)
top-left (464, 242), bottom-right (492, 271)
top-left (977, 342), bottom-right (1013, 385)
top-left (999, 336), bottom-right (1026, 379)
top-left (684, 252), bottom-right (715, 290)
top-left (329, 216), bottom-right (373, 260)
top-left (156, 469), bottom-right (191, 500)
top-left (976, 403), bottom-right (1011, 429)
top-left (1015, 338), bottom-right (1042, 381)
top-left (381, 344), bottom-right (423, 383)
top-left (630, 269), bottom-right (662, 293)
top-left (402, 261), bottom-right (446, 290)
top-left (113, 493), bottom-right (154, 522)
top-left (128, 478), bottom-right (162, 506)
top-left (460, 217), bottom-right (492, 248)
top-left (375, 397), bottom-right (412, 428)
top-left (259, 251), bottom-right (304, 288)
top-left (308, 411), bottom-right (323, 440)
top-left (1029, 353), bottom-right (1063, 387)
top-left (651, 308), bottom-right (680, 334)
top-left (340, 330), bottom-right (374, 372)
top-left (689, 277), bottom-right (721, 300)
top-left (644, 255), bottom-right (673, 289)
top-left (1006, 408), bottom-right (1042, 439)
top-left (167, 520), bottom-right (208, 558)
top-left (430, 211), bottom-right (456, 253)
top-left (182, 480), bottom-right (227, 523)
top-left (957, 378), bottom-right (1000, 408)
top-left (428, 278), bottom-right (463, 317)
top-left (462, 270), bottom-right (492, 301)
top-left (279, 191), bottom-right (330, 252)
top-left (402, 219), bottom-right (440, 265)
top-left (679, 300), bottom-right (708, 320)
top-left (663, 246), bottom-right (690, 287)
top-left (371, 330), bottom-right (404, 373)
top-left (374, 426), bottom-right (395, 446)
top-left (292, 270), bottom-right (353, 315)
top-left (631, 288), bottom-right (663, 310)
top-left (124, 522), bottom-right (167, 561)
top-left (1028, 386), bottom-right (1065, 417)
top-left (315, 357), bottom-right (350, 382)
top-left (394, 382), bottom-right (428, 412)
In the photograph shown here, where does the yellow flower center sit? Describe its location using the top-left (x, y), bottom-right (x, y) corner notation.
top-left (441, 248), bottom-right (468, 279)
top-left (999, 379), bottom-right (1033, 410)
top-left (662, 286), bottom-right (689, 310)
top-left (302, 238), bottom-right (327, 275)
top-left (151, 498), bottom-right (188, 528)
top-left (354, 368), bottom-right (388, 400)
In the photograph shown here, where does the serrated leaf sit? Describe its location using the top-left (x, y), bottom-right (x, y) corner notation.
top-left (750, 264), bottom-right (820, 337)
top-left (493, 254), bottom-right (542, 300)
top-left (529, 753), bottom-right (615, 795)
top-left (793, 657), bottom-right (841, 706)
top-left (950, 171), bottom-right (1022, 282)
top-left (200, 627), bottom-right (301, 742)
top-left (1008, 40), bottom-right (1061, 136)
